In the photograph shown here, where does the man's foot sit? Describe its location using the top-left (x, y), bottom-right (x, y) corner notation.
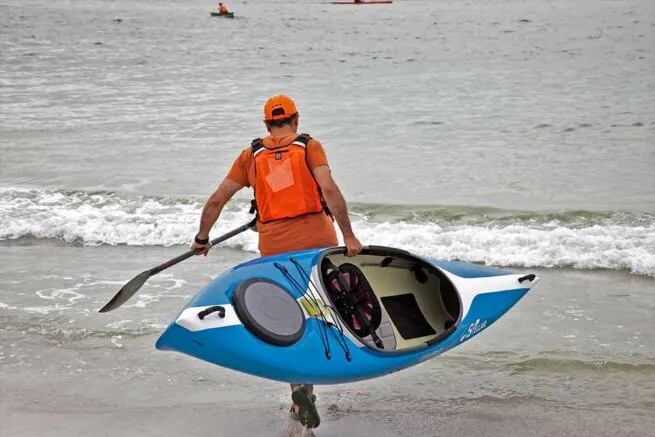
top-left (289, 405), bottom-right (299, 422)
top-left (291, 385), bottom-right (320, 429)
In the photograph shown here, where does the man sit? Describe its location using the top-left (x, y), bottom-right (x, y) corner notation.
top-left (191, 94), bottom-right (364, 429)
top-left (218, 2), bottom-right (229, 14)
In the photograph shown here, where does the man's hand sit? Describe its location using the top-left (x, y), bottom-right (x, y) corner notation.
top-left (344, 234), bottom-right (363, 257)
top-left (191, 241), bottom-right (212, 256)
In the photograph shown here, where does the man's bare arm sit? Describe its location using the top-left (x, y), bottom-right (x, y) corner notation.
top-left (312, 165), bottom-right (363, 256)
top-left (196, 178), bottom-right (244, 239)
top-left (312, 166), bottom-right (355, 235)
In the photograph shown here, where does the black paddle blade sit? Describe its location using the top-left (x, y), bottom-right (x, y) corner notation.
top-left (98, 271), bottom-right (152, 313)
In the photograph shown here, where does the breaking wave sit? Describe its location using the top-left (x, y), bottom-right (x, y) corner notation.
top-left (1, 187), bottom-right (654, 277)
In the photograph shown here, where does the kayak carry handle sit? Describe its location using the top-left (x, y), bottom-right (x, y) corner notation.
top-left (518, 274), bottom-right (536, 283)
top-left (198, 305), bottom-right (226, 320)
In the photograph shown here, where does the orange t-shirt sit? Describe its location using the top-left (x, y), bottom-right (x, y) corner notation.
top-left (226, 133), bottom-right (338, 256)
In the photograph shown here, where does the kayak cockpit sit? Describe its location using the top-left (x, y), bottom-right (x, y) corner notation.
top-left (318, 246), bottom-right (462, 352)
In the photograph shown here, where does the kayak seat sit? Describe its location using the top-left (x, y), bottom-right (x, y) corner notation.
top-left (323, 260), bottom-right (396, 350)
top-left (232, 278), bottom-right (306, 346)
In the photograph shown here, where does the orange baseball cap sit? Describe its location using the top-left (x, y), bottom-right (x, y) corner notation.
top-left (263, 94), bottom-right (298, 121)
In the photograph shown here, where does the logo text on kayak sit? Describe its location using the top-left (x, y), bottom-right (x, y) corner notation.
top-left (460, 319), bottom-right (488, 342)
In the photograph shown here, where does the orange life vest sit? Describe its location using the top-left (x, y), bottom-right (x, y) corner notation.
top-left (251, 134), bottom-right (328, 223)
top-left (219, 5), bottom-right (228, 13)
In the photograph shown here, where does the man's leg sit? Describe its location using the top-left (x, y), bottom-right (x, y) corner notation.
top-left (290, 384), bottom-right (320, 428)
top-left (290, 383), bottom-right (314, 413)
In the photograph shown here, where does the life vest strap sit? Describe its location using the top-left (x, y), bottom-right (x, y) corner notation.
top-left (291, 133), bottom-right (311, 148)
top-left (251, 138), bottom-right (265, 156)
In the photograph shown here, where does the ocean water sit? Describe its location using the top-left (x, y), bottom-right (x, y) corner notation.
top-left (1, 0), bottom-right (654, 436)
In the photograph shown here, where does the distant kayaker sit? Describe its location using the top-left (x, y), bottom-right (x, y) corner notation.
top-left (191, 94), bottom-right (363, 430)
top-left (217, 2), bottom-right (229, 14)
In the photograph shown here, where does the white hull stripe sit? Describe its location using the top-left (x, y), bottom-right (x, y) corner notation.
top-left (440, 270), bottom-right (540, 316)
top-left (176, 304), bottom-right (243, 332)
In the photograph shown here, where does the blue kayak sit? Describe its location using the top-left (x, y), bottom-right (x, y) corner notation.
top-left (156, 245), bottom-right (539, 384)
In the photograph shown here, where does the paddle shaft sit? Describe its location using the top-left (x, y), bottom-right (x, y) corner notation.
top-left (150, 218), bottom-right (257, 275)
top-left (98, 217), bottom-right (257, 313)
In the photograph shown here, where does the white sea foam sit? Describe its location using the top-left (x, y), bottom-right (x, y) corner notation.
top-left (35, 287), bottom-right (86, 304)
top-left (1, 187), bottom-right (654, 277)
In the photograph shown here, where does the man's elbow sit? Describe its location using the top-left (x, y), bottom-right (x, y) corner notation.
top-left (207, 191), bottom-right (226, 210)
top-left (320, 184), bottom-right (339, 199)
